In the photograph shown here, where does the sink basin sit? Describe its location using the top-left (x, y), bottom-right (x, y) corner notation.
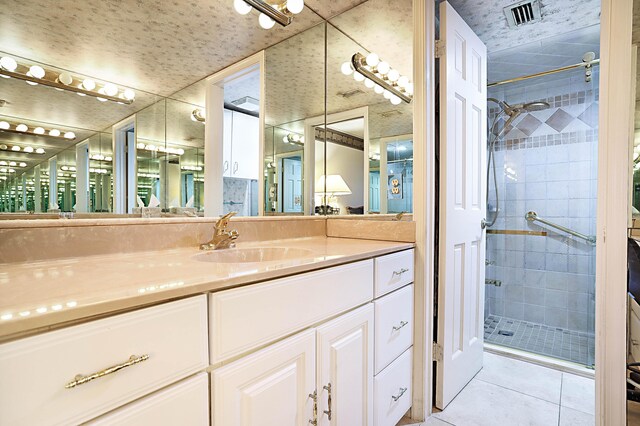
top-left (194, 247), bottom-right (315, 264)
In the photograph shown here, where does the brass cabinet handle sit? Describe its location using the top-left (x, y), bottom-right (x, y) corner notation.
top-left (323, 383), bottom-right (332, 420)
top-left (308, 390), bottom-right (318, 425)
top-left (392, 387), bottom-right (408, 402)
top-left (393, 268), bottom-right (409, 276)
top-left (65, 354), bottom-right (149, 389)
top-left (392, 320), bottom-right (409, 331)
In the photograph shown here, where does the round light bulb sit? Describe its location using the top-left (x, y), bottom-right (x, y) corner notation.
top-left (23, 146), bottom-right (33, 153)
top-left (103, 83), bottom-right (118, 97)
top-left (61, 166), bottom-right (68, 171)
top-left (286, 0), bottom-right (304, 14)
top-left (11, 146), bottom-right (20, 151)
top-left (82, 79), bottom-right (96, 91)
top-left (390, 95), bottom-right (402, 105)
top-left (123, 88), bottom-right (135, 101)
top-left (57, 72), bottom-right (73, 85)
top-left (96, 88), bottom-right (108, 102)
top-left (19, 162), bottom-right (26, 167)
top-left (176, 148), bottom-right (185, 155)
top-left (16, 124), bottom-right (28, 132)
top-left (341, 61), bottom-right (353, 76)
top-left (283, 135), bottom-right (289, 144)
top-left (234, 0), bottom-right (252, 14)
top-left (387, 69), bottom-right (400, 82)
top-left (49, 129), bottom-right (60, 137)
top-left (28, 65), bottom-right (45, 79)
top-left (383, 90), bottom-right (392, 100)
top-left (353, 72), bottom-right (365, 82)
top-left (9, 162), bottom-right (16, 166)
top-left (405, 83), bottom-right (414, 95)
top-left (364, 78), bottom-right (375, 88)
top-left (0, 56), bottom-right (17, 72)
top-left (64, 132), bottom-right (76, 139)
top-left (259, 13), bottom-right (275, 29)
top-left (365, 53), bottom-right (380, 67)
top-left (377, 61), bottom-right (390, 75)
top-left (35, 148), bottom-right (45, 154)
top-left (374, 84), bottom-right (384, 94)
top-left (33, 127), bottom-right (45, 134)
top-left (292, 134), bottom-right (300, 142)
top-left (397, 76), bottom-right (409, 88)
top-left (0, 121), bottom-right (9, 130)
top-left (0, 144), bottom-right (7, 150)
top-left (137, 142), bottom-right (146, 149)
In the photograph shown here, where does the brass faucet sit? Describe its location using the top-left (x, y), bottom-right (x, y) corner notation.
top-left (200, 212), bottom-right (239, 250)
top-left (393, 211), bottom-right (406, 221)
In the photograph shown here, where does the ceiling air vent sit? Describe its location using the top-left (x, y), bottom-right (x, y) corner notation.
top-left (504, 0), bottom-right (542, 28)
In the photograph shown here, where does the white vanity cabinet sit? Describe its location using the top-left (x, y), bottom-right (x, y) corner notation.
top-left (0, 296), bottom-right (208, 426)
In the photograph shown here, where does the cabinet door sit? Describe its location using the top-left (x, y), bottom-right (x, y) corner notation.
top-left (211, 329), bottom-right (316, 426)
top-left (316, 304), bottom-right (374, 426)
top-left (231, 112), bottom-right (259, 180)
top-left (223, 109), bottom-right (232, 177)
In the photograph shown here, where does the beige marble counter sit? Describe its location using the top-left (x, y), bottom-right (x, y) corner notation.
top-left (0, 237), bottom-right (413, 342)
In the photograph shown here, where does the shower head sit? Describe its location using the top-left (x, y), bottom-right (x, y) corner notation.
top-left (519, 101), bottom-right (550, 112)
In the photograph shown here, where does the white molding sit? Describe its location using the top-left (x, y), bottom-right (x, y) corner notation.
top-left (111, 115), bottom-right (136, 214)
top-left (411, 0), bottom-right (436, 420)
top-left (597, 0), bottom-right (633, 424)
top-left (205, 51), bottom-right (265, 217)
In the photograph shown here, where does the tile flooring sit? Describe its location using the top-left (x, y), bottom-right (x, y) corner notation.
top-left (398, 352), bottom-right (595, 426)
top-left (484, 315), bottom-right (595, 367)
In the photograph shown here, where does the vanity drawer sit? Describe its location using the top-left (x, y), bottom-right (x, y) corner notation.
top-left (209, 259), bottom-right (373, 364)
top-left (374, 347), bottom-right (412, 426)
top-left (88, 373), bottom-right (209, 425)
top-left (0, 295), bottom-right (208, 426)
top-left (374, 249), bottom-right (414, 297)
top-left (374, 284), bottom-right (413, 374)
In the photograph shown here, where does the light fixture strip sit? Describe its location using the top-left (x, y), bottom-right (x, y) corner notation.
top-left (0, 68), bottom-right (133, 105)
top-left (0, 126), bottom-right (74, 140)
top-left (242, 0), bottom-right (292, 26)
top-left (351, 53), bottom-right (413, 104)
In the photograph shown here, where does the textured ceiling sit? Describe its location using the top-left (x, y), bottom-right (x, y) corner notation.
top-left (0, 0), bottom-right (327, 97)
top-left (446, 0), bottom-right (601, 54)
top-left (305, 0), bottom-right (369, 19)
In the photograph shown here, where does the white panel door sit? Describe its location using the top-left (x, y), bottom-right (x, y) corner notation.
top-left (231, 112), bottom-right (260, 180)
top-left (316, 304), bottom-right (374, 426)
top-left (436, 1), bottom-right (487, 409)
top-left (283, 157), bottom-right (303, 213)
top-left (211, 329), bottom-right (316, 426)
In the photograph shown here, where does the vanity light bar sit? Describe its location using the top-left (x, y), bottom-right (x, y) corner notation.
top-left (0, 160), bottom-right (27, 167)
top-left (282, 133), bottom-right (304, 146)
top-left (136, 142), bottom-right (185, 156)
top-left (89, 154), bottom-right (113, 162)
top-left (344, 52), bottom-right (413, 104)
top-left (0, 143), bottom-right (46, 154)
top-left (181, 165), bottom-right (203, 171)
top-left (234, 0), bottom-right (304, 28)
top-left (0, 56), bottom-right (136, 105)
top-left (0, 167), bottom-right (16, 173)
top-left (0, 120), bottom-right (75, 140)
top-left (60, 165), bottom-right (76, 172)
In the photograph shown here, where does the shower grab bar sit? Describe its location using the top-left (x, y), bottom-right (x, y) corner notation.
top-left (525, 211), bottom-right (596, 245)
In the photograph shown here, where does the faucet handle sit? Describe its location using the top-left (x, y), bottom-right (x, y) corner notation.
top-left (229, 229), bottom-right (239, 240)
top-left (215, 211), bottom-right (237, 230)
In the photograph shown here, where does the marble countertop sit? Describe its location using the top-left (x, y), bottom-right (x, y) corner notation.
top-left (0, 237), bottom-right (413, 341)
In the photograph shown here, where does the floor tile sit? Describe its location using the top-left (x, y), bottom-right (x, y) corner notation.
top-left (425, 417), bottom-right (453, 426)
top-left (559, 406), bottom-right (594, 425)
top-left (432, 378), bottom-right (560, 426)
top-left (560, 373), bottom-right (595, 415)
top-left (476, 352), bottom-right (562, 404)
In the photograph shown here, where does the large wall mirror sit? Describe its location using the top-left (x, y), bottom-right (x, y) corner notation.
top-left (0, 0), bottom-right (413, 220)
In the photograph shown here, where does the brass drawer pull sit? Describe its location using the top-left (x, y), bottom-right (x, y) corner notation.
top-left (392, 320), bottom-right (409, 331)
top-left (65, 354), bottom-right (149, 389)
top-left (393, 268), bottom-right (409, 276)
top-left (323, 383), bottom-right (332, 420)
top-left (392, 387), bottom-right (408, 402)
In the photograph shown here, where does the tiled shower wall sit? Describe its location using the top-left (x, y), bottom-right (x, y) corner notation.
top-left (485, 74), bottom-right (598, 334)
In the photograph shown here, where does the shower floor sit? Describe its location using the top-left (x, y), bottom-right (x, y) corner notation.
top-left (484, 315), bottom-right (595, 367)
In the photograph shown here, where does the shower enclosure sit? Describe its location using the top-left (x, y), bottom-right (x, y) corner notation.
top-left (483, 65), bottom-right (599, 368)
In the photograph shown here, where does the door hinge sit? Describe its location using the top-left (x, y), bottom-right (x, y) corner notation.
top-left (435, 40), bottom-right (445, 58)
top-left (432, 342), bottom-right (443, 362)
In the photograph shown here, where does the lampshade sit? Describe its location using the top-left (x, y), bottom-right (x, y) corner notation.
top-left (315, 174), bottom-right (352, 196)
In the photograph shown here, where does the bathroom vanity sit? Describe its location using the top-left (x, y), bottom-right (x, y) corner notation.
top-left (0, 239), bottom-right (414, 426)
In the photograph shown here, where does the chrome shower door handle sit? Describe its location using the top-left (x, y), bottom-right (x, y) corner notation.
top-left (481, 218), bottom-right (487, 229)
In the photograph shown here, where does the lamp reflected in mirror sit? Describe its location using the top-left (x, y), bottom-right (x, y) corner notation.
top-left (315, 174), bottom-right (352, 215)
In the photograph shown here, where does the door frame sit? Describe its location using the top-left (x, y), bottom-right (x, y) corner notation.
top-left (414, 0), bottom-right (632, 423)
top-left (304, 106), bottom-right (369, 215)
top-left (276, 151), bottom-right (303, 213)
top-left (204, 51), bottom-right (265, 217)
top-left (378, 133), bottom-right (414, 214)
top-left (112, 115), bottom-right (136, 214)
